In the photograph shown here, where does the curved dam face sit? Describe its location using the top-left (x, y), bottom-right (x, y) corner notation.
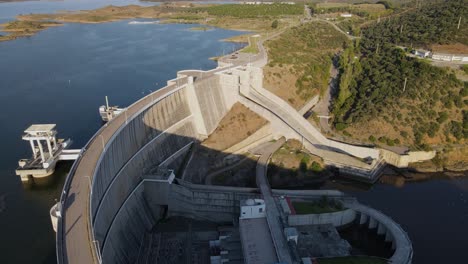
top-left (91, 71), bottom-right (239, 263)
top-left (56, 66), bottom-right (245, 264)
top-left (57, 65), bottom-right (413, 264)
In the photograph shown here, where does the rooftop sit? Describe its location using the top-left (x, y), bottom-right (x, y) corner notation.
top-left (24, 124), bottom-right (56, 133)
top-left (239, 217), bottom-right (278, 264)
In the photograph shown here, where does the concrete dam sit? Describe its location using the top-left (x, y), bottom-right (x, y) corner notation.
top-left (56, 58), bottom-right (416, 264)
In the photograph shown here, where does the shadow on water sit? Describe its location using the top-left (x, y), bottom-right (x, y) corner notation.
top-left (23, 161), bottom-right (73, 191)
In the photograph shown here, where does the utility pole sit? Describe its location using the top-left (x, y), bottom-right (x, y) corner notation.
top-left (458, 16), bottom-right (462, 30)
top-left (403, 77), bottom-right (408, 92)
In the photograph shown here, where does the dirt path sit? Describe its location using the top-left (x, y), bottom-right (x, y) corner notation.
top-left (311, 62), bottom-right (339, 133)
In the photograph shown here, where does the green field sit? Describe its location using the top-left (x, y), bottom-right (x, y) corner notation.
top-left (293, 198), bottom-right (344, 214)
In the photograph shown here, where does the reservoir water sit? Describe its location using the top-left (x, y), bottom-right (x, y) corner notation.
top-left (0, 1), bottom-right (467, 264)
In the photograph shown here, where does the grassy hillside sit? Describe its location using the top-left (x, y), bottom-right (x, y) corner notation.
top-left (264, 22), bottom-right (349, 109)
top-left (190, 4), bottom-right (304, 18)
top-left (362, 0), bottom-right (467, 46)
top-left (332, 0), bottom-right (468, 148)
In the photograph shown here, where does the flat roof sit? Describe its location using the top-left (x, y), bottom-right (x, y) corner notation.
top-left (25, 124), bottom-right (56, 133)
top-left (239, 217), bottom-right (278, 264)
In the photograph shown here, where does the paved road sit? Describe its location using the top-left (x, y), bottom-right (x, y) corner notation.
top-left (255, 137), bottom-right (293, 264)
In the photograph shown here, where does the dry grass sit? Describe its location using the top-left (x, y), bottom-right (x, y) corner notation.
top-left (263, 65), bottom-right (305, 108)
top-left (202, 103), bottom-right (268, 151)
top-left (264, 21), bottom-right (348, 109)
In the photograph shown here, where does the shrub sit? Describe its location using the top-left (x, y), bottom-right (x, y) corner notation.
top-left (311, 161), bottom-right (322, 172)
top-left (369, 135), bottom-right (376, 142)
top-left (400, 131), bottom-right (408, 138)
top-left (335, 122), bottom-right (347, 131)
top-left (271, 20), bottom-right (278, 29)
top-left (437, 112), bottom-right (449, 124)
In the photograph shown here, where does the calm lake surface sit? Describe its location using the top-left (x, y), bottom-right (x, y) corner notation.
top-left (0, 1), bottom-right (467, 264)
top-left (0, 1), bottom-right (244, 263)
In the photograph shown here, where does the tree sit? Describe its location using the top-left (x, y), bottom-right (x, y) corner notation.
top-left (271, 20), bottom-right (279, 29)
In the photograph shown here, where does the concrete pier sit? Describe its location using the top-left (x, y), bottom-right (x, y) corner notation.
top-left (16, 124), bottom-right (78, 182)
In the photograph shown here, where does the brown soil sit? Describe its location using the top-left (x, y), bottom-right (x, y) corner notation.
top-left (201, 102), bottom-right (268, 151)
top-left (263, 65), bottom-right (306, 109)
top-left (431, 43), bottom-right (468, 54)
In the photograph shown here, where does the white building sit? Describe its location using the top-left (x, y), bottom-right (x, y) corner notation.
top-left (340, 13), bottom-right (353, 18)
top-left (412, 49), bottom-right (431, 58)
top-left (240, 199), bottom-right (266, 219)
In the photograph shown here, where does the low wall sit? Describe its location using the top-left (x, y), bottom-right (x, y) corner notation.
top-left (223, 124), bottom-right (272, 154)
top-left (288, 209), bottom-right (356, 227)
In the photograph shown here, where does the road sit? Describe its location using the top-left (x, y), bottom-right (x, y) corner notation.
top-left (254, 137), bottom-right (292, 264)
top-left (311, 63), bottom-right (339, 133)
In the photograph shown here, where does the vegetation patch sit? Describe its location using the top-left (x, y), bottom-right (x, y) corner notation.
top-left (293, 197), bottom-right (344, 214)
top-left (312, 2), bottom-right (392, 19)
top-left (332, 0), bottom-right (468, 148)
top-left (268, 139), bottom-right (330, 188)
top-left (190, 4), bottom-right (303, 18)
top-left (264, 21), bottom-right (349, 109)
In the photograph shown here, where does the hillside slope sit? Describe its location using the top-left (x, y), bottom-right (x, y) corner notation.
top-left (331, 0), bottom-right (467, 163)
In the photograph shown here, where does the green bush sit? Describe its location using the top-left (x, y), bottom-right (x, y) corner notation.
top-left (310, 161), bottom-right (322, 172)
top-left (437, 112), bottom-right (449, 124)
top-left (368, 135), bottom-right (376, 142)
top-left (271, 19), bottom-right (278, 29)
top-left (335, 123), bottom-right (347, 131)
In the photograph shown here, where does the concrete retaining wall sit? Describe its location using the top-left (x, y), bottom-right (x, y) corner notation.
top-left (381, 149), bottom-right (435, 168)
top-left (168, 183), bottom-right (259, 223)
top-left (288, 209), bottom-right (356, 227)
top-left (223, 124), bottom-right (272, 154)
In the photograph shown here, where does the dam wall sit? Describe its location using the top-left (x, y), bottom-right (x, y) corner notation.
top-left (165, 182), bottom-right (259, 222)
top-left (288, 209), bottom-right (357, 227)
top-left (89, 71), bottom-right (232, 264)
